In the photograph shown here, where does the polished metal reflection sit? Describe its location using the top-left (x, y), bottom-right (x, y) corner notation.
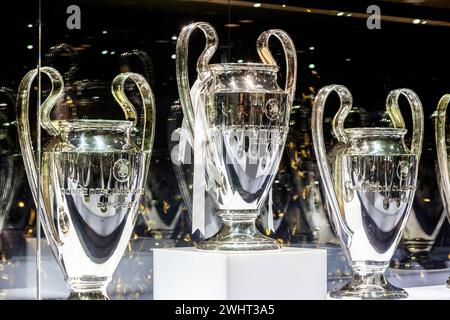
top-left (17, 67), bottom-right (155, 299)
top-left (287, 102), bottom-right (338, 245)
top-left (395, 139), bottom-right (447, 270)
top-left (176, 22), bottom-right (297, 250)
top-left (434, 94), bottom-right (450, 288)
top-left (312, 85), bottom-right (423, 299)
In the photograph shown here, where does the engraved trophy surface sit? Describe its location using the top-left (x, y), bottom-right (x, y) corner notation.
top-left (176, 22), bottom-right (297, 250)
top-left (312, 85), bottom-right (423, 299)
top-left (435, 94), bottom-right (450, 287)
top-left (17, 67), bottom-right (155, 299)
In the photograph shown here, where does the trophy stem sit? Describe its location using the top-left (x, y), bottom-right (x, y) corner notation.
top-left (330, 262), bottom-right (408, 300)
top-left (67, 277), bottom-right (110, 300)
top-left (196, 210), bottom-right (281, 251)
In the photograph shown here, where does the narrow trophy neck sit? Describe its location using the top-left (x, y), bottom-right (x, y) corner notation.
top-left (344, 128), bottom-right (408, 155)
top-left (219, 210), bottom-right (260, 235)
top-left (210, 63), bottom-right (282, 93)
top-left (56, 120), bottom-right (134, 152)
top-left (352, 261), bottom-right (389, 275)
top-left (219, 209), bottom-right (259, 223)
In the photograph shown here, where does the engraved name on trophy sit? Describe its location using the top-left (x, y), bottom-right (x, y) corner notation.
top-left (312, 85), bottom-right (423, 299)
top-left (176, 22), bottom-right (297, 250)
top-left (17, 67), bottom-right (155, 299)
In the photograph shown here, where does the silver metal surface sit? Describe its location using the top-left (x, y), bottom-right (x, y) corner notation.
top-left (312, 85), bottom-right (424, 299)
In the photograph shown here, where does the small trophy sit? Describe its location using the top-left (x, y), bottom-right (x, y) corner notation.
top-left (17, 67), bottom-right (155, 299)
top-left (312, 85), bottom-right (423, 299)
top-left (175, 22), bottom-right (297, 250)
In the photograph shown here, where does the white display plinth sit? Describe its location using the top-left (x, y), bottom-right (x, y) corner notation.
top-left (405, 285), bottom-right (450, 300)
top-left (153, 247), bottom-right (327, 300)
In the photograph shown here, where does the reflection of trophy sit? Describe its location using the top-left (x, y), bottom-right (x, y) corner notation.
top-left (176, 22), bottom-right (297, 250)
top-left (376, 110), bottom-right (446, 270)
top-left (17, 67), bottom-right (155, 299)
top-left (435, 94), bottom-right (450, 287)
top-left (393, 130), bottom-right (447, 269)
top-left (312, 85), bottom-right (423, 299)
top-left (0, 88), bottom-right (24, 236)
top-left (287, 102), bottom-right (338, 245)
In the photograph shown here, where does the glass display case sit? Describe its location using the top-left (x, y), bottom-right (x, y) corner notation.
top-left (1, 0), bottom-right (449, 300)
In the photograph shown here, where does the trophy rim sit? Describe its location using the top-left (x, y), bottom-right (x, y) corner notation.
top-left (57, 119), bottom-right (134, 132)
top-left (344, 127), bottom-right (407, 138)
top-left (209, 62), bottom-right (279, 73)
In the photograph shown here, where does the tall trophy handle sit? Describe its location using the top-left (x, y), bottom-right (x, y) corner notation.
top-left (256, 29), bottom-right (297, 103)
top-left (16, 66), bottom-right (64, 246)
top-left (111, 72), bottom-right (156, 152)
top-left (436, 94), bottom-right (450, 220)
top-left (386, 89), bottom-right (424, 159)
top-left (176, 22), bottom-right (218, 135)
top-left (312, 84), bottom-right (354, 239)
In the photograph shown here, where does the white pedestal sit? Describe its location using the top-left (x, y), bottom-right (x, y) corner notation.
top-left (153, 247), bottom-right (327, 300)
top-left (405, 285), bottom-right (450, 300)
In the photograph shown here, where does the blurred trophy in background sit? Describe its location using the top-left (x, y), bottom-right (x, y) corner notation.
top-left (17, 67), bottom-right (155, 299)
top-left (0, 88), bottom-right (24, 258)
top-left (120, 50), bottom-right (190, 247)
top-left (313, 85), bottom-right (423, 299)
top-left (434, 94), bottom-right (450, 287)
top-left (176, 22), bottom-right (297, 250)
top-left (391, 111), bottom-right (447, 270)
top-left (286, 93), bottom-right (338, 245)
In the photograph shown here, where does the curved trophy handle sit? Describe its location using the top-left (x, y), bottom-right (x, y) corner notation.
top-left (386, 89), bottom-right (424, 159)
top-left (176, 22), bottom-right (218, 135)
top-left (111, 72), bottom-right (155, 152)
top-left (256, 29), bottom-right (297, 103)
top-left (119, 49), bottom-right (153, 83)
top-left (16, 66), bottom-right (65, 246)
top-left (436, 94), bottom-right (450, 222)
top-left (311, 84), bottom-right (354, 239)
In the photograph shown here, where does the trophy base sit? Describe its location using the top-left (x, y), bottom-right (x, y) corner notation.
top-left (330, 273), bottom-right (408, 300)
top-left (67, 276), bottom-right (110, 300)
top-left (390, 252), bottom-right (448, 270)
top-left (67, 291), bottom-right (109, 300)
top-left (195, 210), bottom-right (281, 251)
top-left (196, 234), bottom-right (281, 251)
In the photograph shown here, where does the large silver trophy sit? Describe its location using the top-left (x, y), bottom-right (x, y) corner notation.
top-left (176, 22), bottom-right (297, 251)
top-left (312, 85), bottom-right (423, 299)
top-left (17, 67), bottom-right (155, 299)
top-left (435, 94), bottom-right (450, 287)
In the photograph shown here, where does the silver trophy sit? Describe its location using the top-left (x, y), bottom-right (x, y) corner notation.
top-left (435, 94), bottom-right (450, 287)
top-left (312, 85), bottom-right (423, 299)
top-left (176, 22), bottom-right (297, 250)
top-left (17, 67), bottom-right (155, 299)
